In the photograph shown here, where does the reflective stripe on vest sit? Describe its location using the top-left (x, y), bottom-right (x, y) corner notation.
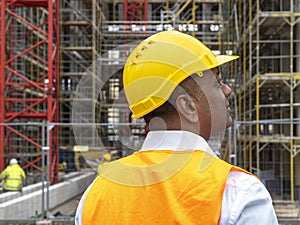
top-left (4, 177), bottom-right (22, 191)
top-left (82, 150), bottom-right (244, 225)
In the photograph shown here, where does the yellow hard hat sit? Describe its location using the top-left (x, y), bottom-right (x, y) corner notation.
top-left (123, 30), bottom-right (239, 118)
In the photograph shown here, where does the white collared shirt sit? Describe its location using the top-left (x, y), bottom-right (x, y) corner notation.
top-left (75, 130), bottom-right (279, 225)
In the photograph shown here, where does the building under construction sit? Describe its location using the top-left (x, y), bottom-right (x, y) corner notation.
top-left (0, 0), bottom-right (300, 221)
top-left (222, 0), bottom-right (300, 204)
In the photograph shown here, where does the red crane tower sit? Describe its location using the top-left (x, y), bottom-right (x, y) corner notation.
top-left (124, 0), bottom-right (148, 32)
top-left (124, 0), bottom-right (148, 21)
top-left (0, 0), bottom-right (60, 183)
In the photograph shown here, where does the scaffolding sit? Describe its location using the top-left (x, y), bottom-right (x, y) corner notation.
top-left (0, 0), bottom-right (60, 182)
top-left (60, 0), bottom-right (102, 147)
top-left (64, 0), bottom-right (226, 159)
top-left (100, 0), bottom-right (224, 49)
top-left (2, 0), bottom-right (300, 219)
top-left (0, 0), bottom-right (236, 185)
top-left (92, 0), bottom-right (225, 157)
top-left (222, 0), bottom-right (300, 202)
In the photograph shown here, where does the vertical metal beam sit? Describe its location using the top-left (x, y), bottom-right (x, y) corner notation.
top-left (255, 0), bottom-right (260, 176)
top-left (256, 0), bottom-right (260, 76)
top-left (0, 0), bottom-right (5, 171)
top-left (92, 0), bottom-right (96, 148)
top-left (218, 1), bottom-right (221, 50)
top-left (233, 96), bottom-right (237, 166)
top-left (46, 122), bottom-right (51, 217)
top-left (144, 0), bottom-right (148, 24)
top-left (0, 0), bottom-right (6, 171)
top-left (41, 121), bottom-right (46, 218)
top-left (234, 3), bottom-right (239, 41)
top-left (191, 0), bottom-right (195, 37)
top-left (243, 33), bottom-right (247, 169)
top-left (47, 0), bottom-right (54, 182)
top-left (256, 76), bottom-right (260, 177)
top-left (290, 0), bottom-right (295, 202)
top-left (53, 0), bottom-right (60, 184)
top-left (249, 0), bottom-right (253, 173)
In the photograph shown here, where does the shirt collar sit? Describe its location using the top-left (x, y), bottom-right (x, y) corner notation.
top-left (141, 130), bottom-right (217, 157)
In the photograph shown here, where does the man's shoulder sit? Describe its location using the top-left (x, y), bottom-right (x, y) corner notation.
top-left (221, 170), bottom-right (278, 225)
top-left (226, 170), bottom-right (262, 191)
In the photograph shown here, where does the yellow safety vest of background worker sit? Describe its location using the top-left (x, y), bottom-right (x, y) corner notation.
top-left (0, 158), bottom-right (26, 192)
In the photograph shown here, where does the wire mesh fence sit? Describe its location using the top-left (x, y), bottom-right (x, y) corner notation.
top-left (0, 121), bottom-right (143, 221)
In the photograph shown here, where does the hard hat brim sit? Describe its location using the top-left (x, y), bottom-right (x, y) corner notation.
top-left (216, 55), bottom-right (239, 67)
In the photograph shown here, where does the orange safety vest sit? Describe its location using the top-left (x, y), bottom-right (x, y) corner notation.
top-left (82, 150), bottom-right (246, 225)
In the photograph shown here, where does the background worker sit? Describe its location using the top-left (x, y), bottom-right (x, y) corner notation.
top-left (0, 158), bottom-right (26, 192)
top-left (76, 31), bottom-right (278, 225)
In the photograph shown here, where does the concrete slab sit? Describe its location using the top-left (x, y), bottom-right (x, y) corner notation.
top-left (0, 182), bottom-right (46, 203)
top-left (0, 171), bottom-right (95, 219)
top-left (37, 220), bottom-right (52, 225)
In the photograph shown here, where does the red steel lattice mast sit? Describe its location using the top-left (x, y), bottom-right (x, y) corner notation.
top-left (0, 0), bottom-right (60, 183)
top-left (124, 0), bottom-right (148, 30)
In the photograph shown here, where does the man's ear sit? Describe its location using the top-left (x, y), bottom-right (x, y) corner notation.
top-left (175, 94), bottom-right (199, 123)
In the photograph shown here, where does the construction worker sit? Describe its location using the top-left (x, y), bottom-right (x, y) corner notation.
top-left (76, 31), bottom-right (278, 224)
top-left (0, 158), bottom-right (26, 192)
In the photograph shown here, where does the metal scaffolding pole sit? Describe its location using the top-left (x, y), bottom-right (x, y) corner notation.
top-left (0, 0), bottom-right (6, 171)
